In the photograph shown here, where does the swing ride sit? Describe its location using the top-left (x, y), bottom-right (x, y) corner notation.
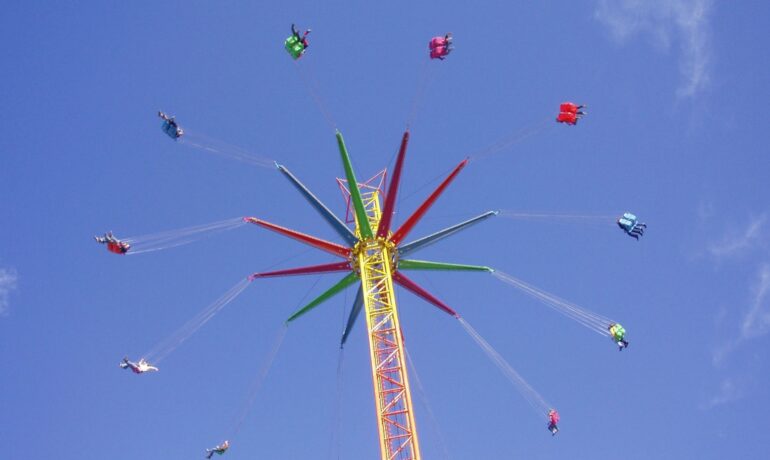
top-left (97, 26), bottom-right (645, 460)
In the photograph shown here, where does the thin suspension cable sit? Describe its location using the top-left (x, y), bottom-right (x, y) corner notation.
top-left (396, 163), bottom-right (455, 209)
top-left (458, 317), bottom-right (552, 418)
top-left (143, 277), bottom-right (252, 363)
top-left (404, 347), bottom-right (452, 460)
top-left (123, 217), bottom-right (246, 255)
top-left (498, 211), bottom-right (617, 224)
top-left (398, 118), bottom-right (553, 207)
top-left (406, 58), bottom-right (436, 129)
top-left (294, 60), bottom-right (337, 131)
top-left (230, 271), bottom-right (324, 436)
top-left (495, 272), bottom-right (608, 334)
top-left (492, 270), bottom-right (614, 336)
top-left (231, 325), bottom-right (288, 434)
top-left (326, 285), bottom-right (349, 460)
top-left (259, 247), bottom-right (316, 273)
top-left (180, 132), bottom-right (275, 168)
top-left (327, 348), bottom-right (345, 460)
top-left (136, 248), bottom-right (313, 365)
top-left (494, 270), bottom-right (611, 333)
top-left (469, 117), bottom-right (553, 162)
top-left (396, 119), bottom-right (553, 209)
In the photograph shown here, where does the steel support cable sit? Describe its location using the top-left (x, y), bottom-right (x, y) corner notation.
top-left (468, 118), bottom-right (554, 163)
top-left (494, 271), bottom-right (609, 328)
top-left (458, 317), bottom-right (552, 418)
top-left (396, 163), bottom-right (455, 212)
top-left (327, 348), bottom-right (345, 460)
top-left (498, 277), bottom-right (607, 334)
top-left (498, 211), bottom-right (616, 224)
top-left (506, 277), bottom-right (609, 333)
top-left (144, 277), bottom-right (252, 363)
top-left (404, 347), bottom-right (452, 460)
top-left (231, 325), bottom-right (288, 435)
top-left (504, 275), bottom-right (606, 332)
top-left (406, 58), bottom-right (436, 130)
top-left (395, 119), bottom-right (551, 210)
top-left (230, 273), bottom-right (324, 435)
top-left (327, 286), bottom-right (349, 460)
top-left (180, 132), bottom-right (275, 168)
top-left (294, 59), bottom-right (337, 131)
top-left (139, 248), bottom-right (315, 365)
top-left (124, 218), bottom-right (246, 255)
top-left (492, 271), bottom-right (613, 336)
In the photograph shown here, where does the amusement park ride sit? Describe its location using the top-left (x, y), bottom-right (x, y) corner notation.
top-left (246, 131), bottom-right (493, 460)
top-left (101, 28), bottom-right (635, 460)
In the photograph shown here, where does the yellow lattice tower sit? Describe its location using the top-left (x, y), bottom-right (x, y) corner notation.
top-left (248, 130), bottom-right (493, 459)
top-left (354, 187), bottom-right (421, 459)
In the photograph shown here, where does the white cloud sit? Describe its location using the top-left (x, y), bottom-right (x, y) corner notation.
top-left (594, 0), bottom-right (713, 97)
top-left (740, 265), bottom-right (770, 340)
top-left (701, 378), bottom-right (742, 410)
top-left (711, 341), bottom-right (733, 368)
top-left (704, 212), bottom-right (769, 406)
top-left (0, 268), bottom-right (18, 316)
top-left (712, 265), bottom-right (770, 366)
top-left (708, 215), bottom-right (766, 258)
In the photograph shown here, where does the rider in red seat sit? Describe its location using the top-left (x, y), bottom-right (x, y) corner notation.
top-left (95, 232), bottom-right (131, 254)
top-left (429, 33), bottom-right (453, 60)
top-left (547, 409), bottom-right (560, 435)
top-left (556, 111), bottom-right (578, 125)
top-left (556, 102), bottom-right (586, 125)
top-left (559, 102), bottom-right (586, 114)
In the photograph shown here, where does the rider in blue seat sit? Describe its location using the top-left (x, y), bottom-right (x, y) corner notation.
top-left (158, 111), bottom-right (184, 140)
top-left (617, 212), bottom-right (646, 240)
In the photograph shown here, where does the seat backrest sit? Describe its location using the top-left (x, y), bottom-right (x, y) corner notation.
top-left (285, 36), bottom-right (305, 59)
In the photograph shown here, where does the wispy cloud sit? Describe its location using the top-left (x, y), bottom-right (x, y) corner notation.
top-left (712, 264), bottom-right (770, 367)
top-left (740, 265), bottom-right (770, 340)
top-left (0, 268), bottom-right (18, 316)
top-left (703, 210), bottom-right (770, 407)
top-left (700, 378), bottom-right (743, 410)
top-left (708, 215), bottom-right (767, 258)
top-left (594, 0), bottom-right (713, 97)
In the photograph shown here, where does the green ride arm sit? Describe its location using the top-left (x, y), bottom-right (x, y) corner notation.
top-left (286, 271), bottom-right (359, 323)
top-left (336, 131), bottom-right (373, 239)
top-left (398, 259), bottom-right (493, 272)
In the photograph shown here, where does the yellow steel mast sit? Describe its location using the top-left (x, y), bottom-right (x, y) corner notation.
top-left (353, 187), bottom-right (421, 460)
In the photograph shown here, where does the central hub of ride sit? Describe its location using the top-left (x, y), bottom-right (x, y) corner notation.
top-left (250, 128), bottom-right (481, 460)
top-left (351, 238), bottom-right (395, 263)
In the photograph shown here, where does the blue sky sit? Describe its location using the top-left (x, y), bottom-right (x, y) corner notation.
top-left (2, 1), bottom-right (769, 459)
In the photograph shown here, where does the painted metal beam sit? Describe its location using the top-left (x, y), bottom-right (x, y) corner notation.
top-left (390, 158), bottom-right (469, 246)
top-left (376, 131), bottom-right (410, 239)
top-left (336, 131), bottom-right (373, 239)
top-left (399, 211), bottom-right (498, 256)
top-left (249, 261), bottom-right (352, 280)
top-left (286, 272), bottom-right (359, 323)
top-left (275, 163), bottom-right (359, 246)
top-left (398, 259), bottom-right (493, 272)
top-left (245, 217), bottom-right (351, 258)
top-left (392, 271), bottom-right (458, 318)
top-left (340, 286), bottom-right (364, 347)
